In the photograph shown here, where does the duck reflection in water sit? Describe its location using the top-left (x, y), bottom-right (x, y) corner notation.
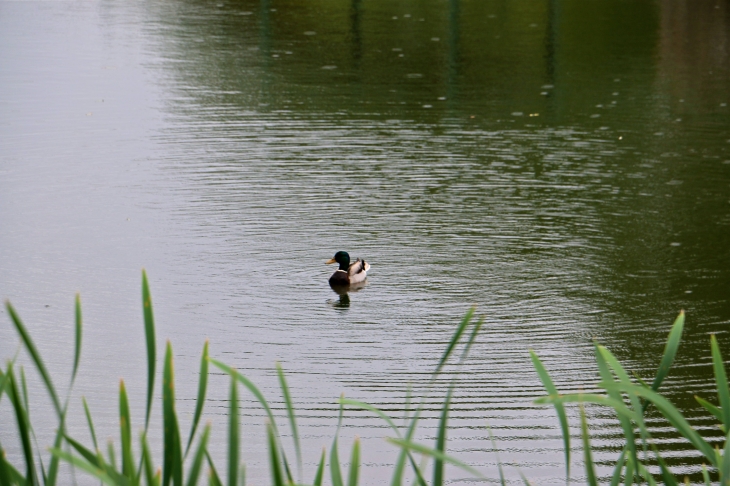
top-left (328, 280), bottom-right (368, 309)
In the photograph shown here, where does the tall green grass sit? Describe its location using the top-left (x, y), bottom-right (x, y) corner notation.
top-left (0, 272), bottom-right (727, 485)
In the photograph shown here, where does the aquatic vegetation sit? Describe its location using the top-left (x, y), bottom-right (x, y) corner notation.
top-left (0, 272), bottom-right (727, 485)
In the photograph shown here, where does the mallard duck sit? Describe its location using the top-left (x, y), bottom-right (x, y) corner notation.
top-left (326, 251), bottom-right (370, 286)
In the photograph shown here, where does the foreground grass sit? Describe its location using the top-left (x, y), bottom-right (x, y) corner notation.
top-left (0, 271), bottom-right (726, 485)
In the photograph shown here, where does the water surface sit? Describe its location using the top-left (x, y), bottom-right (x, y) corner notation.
top-left (1, 0), bottom-right (730, 483)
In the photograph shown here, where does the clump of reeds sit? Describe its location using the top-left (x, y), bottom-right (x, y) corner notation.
top-left (1, 271), bottom-right (727, 485)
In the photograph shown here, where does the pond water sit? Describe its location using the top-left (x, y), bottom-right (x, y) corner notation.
top-left (1, 0), bottom-right (730, 483)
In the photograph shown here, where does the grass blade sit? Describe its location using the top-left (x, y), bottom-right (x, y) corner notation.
top-left (386, 438), bottom-right (485, 479)
top-left (722, 429), bottom-right (730, 486)
top-left (313, 448), bottom-right (326, 486)
top-left (330, 437), bottom-right (343, 486)
top-left (267, 423), bottom-right (285, 486)
top-left (120, 380), bottom-right (135, 479)
top-left (433, 386), bottom-right (453, 486)
top-left (142, 270), bottom-right (156, 431)
top-left (651, 311), bottom-right (684, 393)
top-left (7, 365), bottom-right (39, 486)
top-left (72, 293), bottom-right (83, 384)
top-left (210, 360), bottom-right (281, 437)
top-left (162, 342), bottom-right (183, 486)
top-left (695, 395), bottom-right (724, 426)
top-left (5, 301), bottom-right (62, 417)
top-left (82, 396), bottom-right (99, 450)
top-left (46, 415), bottom-right (66, 486)
top-left (49, 448), bottom-right (119, 486)
top-left (579, 406), bottom-right (598, 486)
top-left (141, 432), bottom-right (157, 486)
top-left (530, 351), bottom-right (570, 480)
top-left (711, 335), bottom-right (730, 431)
top-left (228, 374), bottom-right (238, 486)
top-left (594, 345), bottom-right (639, 478)
top-left (186, 340), bottom-right (209, 458)
top-left (108, 440), bottom-right (117, 470)
top-left (185, 423), bottom-right (211, 486)
top-left (652, 444), bottom-right (678, 486)
top-left (347, 438), bottom-right (360, 486)
top-left (205, 452), bottom-right (223, 486)
top-left (276, 363), bottom-right (302, 479)
top-left (609, 448), bottom-right (626, 486)
top-left (600, 381), bottom-right (716, 464)
top-left (0, 443), bottom-right (11, 485)
top-left (487, 427), bottom-right (506, 486)
top-left (624, 453), bottom-right (635, 486)
top-left (65, 434), bottom-right (103, 468)
top-left (435, 308), bottom-right (474, 376)
top-left (340, 398), bottom-right (401, 435)
top-left (701, 464), bottom-right (711, 486)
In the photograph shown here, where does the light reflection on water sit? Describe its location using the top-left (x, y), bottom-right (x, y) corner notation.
top-left (1, 0), bottom-right (729, 483)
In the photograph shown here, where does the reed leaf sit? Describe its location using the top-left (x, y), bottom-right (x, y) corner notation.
top-left (49, 448), bottom-right (119, 486)
top-left (386, 438), bottom-right (485, 479)
top-left (185, 340), bottom-right (209, 458)
top-left (142, 270), bottom-right (157, 430)
top-left (330, 437), bottom-right (344, 486)
top-left (276, 362), bottom-right (302, 479)
top-left (711, 335), bottom-right (730, 431)
top-left (517, 468), bottom-right (532, 486)
top-left (697, 395), bottom-right (723, 421)
top-left (487, 427), bottom-right (506, 486)
top-left (72, 293), bottom-right (83, 384)
top-left (46, 415), bottom-right (66, 486)
top-left (313, 448), bottom-right (326, 486)
top-left (205, 452), bottom-right (223, 486)
top-left (433, 386), bottom-right (453, 486)
top-left (65, 434), bottom-right (103, 468)
top-left (651, 311), bottom-right (684, 393)
top-left (535, 393), bottom-right (642, 424)
top-left (530, 351), bottom-right (571, 480)
top-left (5, 301), bottom-right (62, 417)
top-left (636, 462), bottom-right (659, 486)
top-left (701, 464), bottom-right (711, 486)
top-left (210, 360), bottom-right (280, 437)
top-left (722, 429), bottom-right (730, 486)
top-left (343, 395), bottom-right (428, 486)
top-left (186, 423), bottom-right (211, 486)
top-left (652, 444), bottom-right (678, 486)
top-left (435, 307), bottom-right (474, 376)
top-left (141, 432), bottom-right (157, 486)
top-left (624, 453), bottom-right (635, 486)
top-left (600, 381), bottom-right (716, 464)
top-left (347, 438), bottom-right (360, 486)
top-left (162, 342), bottom-right (183, 486)
top-left (609, 448), bottom-right (626, 486)
top-left (579, 406), bottom-right (598, 486)
top-left (0, 365), bottom-right (8, 403)
top-left (340, 398), bottom-right (400, 435)
top-left (120, 380), bottom-right (135, 480)
top-left (228, 374), bottom-right (239, 486)
top-left (267, 423), bottom-right (285, 486)
top-left (7, 365), bottom-right (38, 486)
top-left (0, 443), bottom-right (20, 486)
top-left (594, 345), bottom-right (640, 477)
top-left (81, 396), bottom-right (99, 451)
top-left (108, 440), bottom-right (117, 471)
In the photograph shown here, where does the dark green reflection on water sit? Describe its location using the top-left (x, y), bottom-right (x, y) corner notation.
top-left (147, 0), bottom-right (730, 479)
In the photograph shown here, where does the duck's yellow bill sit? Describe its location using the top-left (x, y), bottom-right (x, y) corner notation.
top-left (325, 258), bottom-right (336, 264)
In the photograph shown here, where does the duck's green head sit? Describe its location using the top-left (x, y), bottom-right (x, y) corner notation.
top-left (326, 251), bottom-right (350, 271)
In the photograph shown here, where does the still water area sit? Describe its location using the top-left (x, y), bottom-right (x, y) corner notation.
top-left (1, 0), bottom-right (730, 483)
